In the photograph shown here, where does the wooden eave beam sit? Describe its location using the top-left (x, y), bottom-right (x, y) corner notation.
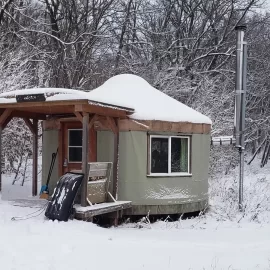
top-left (12, 111), bottom-right (46, 120)
top-left (75, 104), bottom-right (128, 118)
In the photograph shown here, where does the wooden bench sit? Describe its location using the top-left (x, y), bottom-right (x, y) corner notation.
top-left (72, 162), bottom-right (132, 223)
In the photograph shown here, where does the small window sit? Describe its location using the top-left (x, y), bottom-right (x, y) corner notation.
top-left (149, 135), bottom-right (190, 175)
top-left (68, 129), bottom-right (82, 162)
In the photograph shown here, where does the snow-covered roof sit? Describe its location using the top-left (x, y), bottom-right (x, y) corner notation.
top-left (0, 74), bottom-right (211, 124)
top-left (0, 88), bottom-right (89, 103)
top-left (88, 74), bottom-right (211, 124)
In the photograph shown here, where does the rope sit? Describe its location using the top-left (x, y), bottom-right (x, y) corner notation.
top-left (11, 202), bottom-right (49, 221)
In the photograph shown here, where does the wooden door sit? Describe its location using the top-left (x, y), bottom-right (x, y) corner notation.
top-left (58, 121), bottom-right (97, 176)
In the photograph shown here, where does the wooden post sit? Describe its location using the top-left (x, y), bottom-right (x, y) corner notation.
top-left (113, 121), bottom-right (119, 200)
top-left (106, 117), bottom-right (119, 200)
top-left (0, 125), bottom-right (2, 192)
top-left (81, 113), bottom-right (89, 207)
top-left (32, 119), bottom-right (38, 196)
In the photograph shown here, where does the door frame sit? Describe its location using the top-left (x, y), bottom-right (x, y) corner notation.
top-left (58, 121), bottom-right (97, 176)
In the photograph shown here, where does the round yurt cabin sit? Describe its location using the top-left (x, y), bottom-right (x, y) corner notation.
top-left (41, 74), bottom-right (212, 216)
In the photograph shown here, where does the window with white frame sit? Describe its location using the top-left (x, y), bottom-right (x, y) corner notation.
top-left (150, 135), bottom-right (190, 175)
top-left (68, 129), bottom-right (82, 162)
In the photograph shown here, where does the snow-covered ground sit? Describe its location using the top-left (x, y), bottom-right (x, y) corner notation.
top-left (1, 156), bottom-right (270, 270)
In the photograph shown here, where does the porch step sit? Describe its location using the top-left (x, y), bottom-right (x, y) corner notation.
top-left (73, 201), bottom-right (132, 220)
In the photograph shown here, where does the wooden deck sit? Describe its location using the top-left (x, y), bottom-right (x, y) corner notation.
top-left (73, 201), bottom-right (132, 220)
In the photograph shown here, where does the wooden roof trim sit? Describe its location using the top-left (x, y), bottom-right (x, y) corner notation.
top-left (11, 110), bottom-right (47, 120)
top-left (94, 119), bottom-right (211, 134)
top-left (88, 100), bottom-right (134, 113)
top-left (0, 99), bottom-right (134, 113)
top-left (42, 117), bottom-right (211, 134)
top-left (74, 104), bottom-right (128, 118)
top-left (0, 99), bottom-right (89, 109)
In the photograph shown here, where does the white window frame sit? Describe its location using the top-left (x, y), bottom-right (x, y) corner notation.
top-left (68, 129), bottom-right (83, 163)
top-left (149, 135), bottom-right (191, 176)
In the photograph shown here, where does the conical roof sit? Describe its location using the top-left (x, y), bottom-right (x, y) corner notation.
top-left (88, 74), bottom-right (211, 124)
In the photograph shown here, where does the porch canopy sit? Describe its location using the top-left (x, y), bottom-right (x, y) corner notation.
top-left (0, 74), bottom-right (211, 207)
top-left (0, 88), bottom-right (134, 207)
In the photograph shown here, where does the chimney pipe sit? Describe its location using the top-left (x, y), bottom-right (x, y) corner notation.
top-left (234, 21), bottom-right (247, 211)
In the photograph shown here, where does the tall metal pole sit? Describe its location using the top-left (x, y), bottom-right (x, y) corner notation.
top-left (234, 24), bottom-right (247, 211)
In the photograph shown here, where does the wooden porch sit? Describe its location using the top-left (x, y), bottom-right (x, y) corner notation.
top-left (0, 94), bottom-right (134, 216)
top-left (71, 162), bottom-right (132, 223)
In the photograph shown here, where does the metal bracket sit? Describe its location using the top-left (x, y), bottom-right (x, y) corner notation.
top-left (235, 90), bottom-right (245, 94)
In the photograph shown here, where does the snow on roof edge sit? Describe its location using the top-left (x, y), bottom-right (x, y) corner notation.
top-left (0, 75), bottom-right (212, 125)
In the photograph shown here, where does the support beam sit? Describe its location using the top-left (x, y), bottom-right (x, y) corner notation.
top-left (81, 113), bottom-right (89, 207)
top-left (23, 118), bottom-right (35, 134)
top-left (0, 125), bottom-right (2, 192)
top-left (106, 117), bottom-right (118, 134)
top-left (112, 118), bottom-right (119, 199)
top-left (74, 112), bottom-right (83, 123)
top-left (89, 114), bottom-right (99, 129)
top-left (32, 119), bottom-right (38, 196)
top-left (0, 109), bottom-right (12, 125)
top-left (2, 114), bottom-right (13, 130)
top-left (106, 117), bottom-right (119, 198)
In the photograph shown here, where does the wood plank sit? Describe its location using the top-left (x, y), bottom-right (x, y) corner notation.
top-left (81, 113), bottom-right (89, 207)
top-left (12, 111), bottom-right (46, 120)
top-left (105, 163), bottom-right (113, 202)
top-left (74, 201), bottom-right (132, 219)
top-left (23, 118), bottom-right (35, 134)
top-left (106, 117), bottom-right (118, 134)
top-left (88, 114), bottom-right (99, 129)
top-left (58, 117), bottom-right (79, 122)
top-left (32, 119), bottom-right (38, 196)
top-left (89, 126), bottom-right (97, 162)
top-left (0, 99), bottom-right (89, 109)
top-left (113, 124), bottom-right (120, 199)
top-left (89, 169), bottom-right (108, 177)
top-left (75, 104), bottom-right (128, 118)
top-left (74, 112), bottom-right (83, 123)
top-left (87, 180), bottom-right (106, 204)
top-left (0, 109), bottom-right (13, 125)
top-left (89, 162), bottom-right (109, 170)
top-left (93, 116), bottom-right (110, 130)
top-left (58, 122), bottom-right (64, 177)
top-left (15, 105), bottom-right (75, 115)
top-left (0, 125), bottom-right (2, 191)
top-left (118, 119), bottom-right (150, 131)
top-left (117, 119), bottom-right (211, 134)
top-left (2, 114), bottom-right (13, 130)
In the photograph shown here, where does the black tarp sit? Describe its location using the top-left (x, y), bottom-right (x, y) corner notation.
top-left (45, 172), bottom-right (84, 221)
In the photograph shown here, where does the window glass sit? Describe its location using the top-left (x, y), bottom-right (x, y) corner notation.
top-left (69, 130), bottom-right (82, 146)
top-left (69, 147), bottom-right (82, 162)
top-left (68, 130), bottom-right (82, 162)
top-left (171, 137), bottom-right (189, 173)
top-left (151, 137), bottom-right (168, 173)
